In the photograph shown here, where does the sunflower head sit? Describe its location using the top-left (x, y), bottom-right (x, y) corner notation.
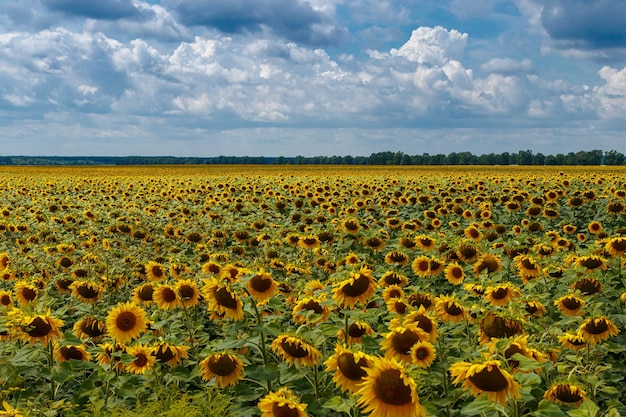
top-left (105, 302), bottom-right (148, 343)
top-left (544, 383), bottom-right (586, 407)
top-left (324, 344), bottom-right (372, 393)
top-left (332, 267), bottom-right (377, 309)
top-left (199, 352), bottom-right (245, 387)
top-left (271, 335), bottom-right (322, 368)
top-left (450, 359), bottom-right (521, 406)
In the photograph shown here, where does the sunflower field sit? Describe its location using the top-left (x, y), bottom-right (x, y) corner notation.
top-left (0, 164), bottom-right (625, 417)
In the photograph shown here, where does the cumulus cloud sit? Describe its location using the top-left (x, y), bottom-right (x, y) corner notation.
top-left (390, 26), bottom-right (468, 65)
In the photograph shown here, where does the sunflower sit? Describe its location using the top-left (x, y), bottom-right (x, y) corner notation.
top-left (544, 383), bottom-right (586, 407)
top-left (145, 261), bottom-right (167, 281)
top-left (341, 218), bottom-right (360, 235)
top-left (380, 323), bottom-right (428, 363)
top-left (575, 255), bottom-right (608, 273)
top-left (69, 281), bottom-right (103, 305)
top-left (10, 311), bottom-right (64, 346)
top-left (382, 285), bottom-right (405, 303)
top-left (13, 281), bottom-right (38, 307)
top-left (203, 278), bottom-right (244, 321)
top-left (415, 235), bottom-right (436, 252)
top-left (337, 321), bottom-right (374, 344)
top-left (410, 340), bottom-right (436, 368)
top-left (444, 262), bottom-right (465, 285)
top-left (356, 356), bottom-right (426, 417)
top-left (133, 283), bottom-right (155, 306)
top-left (479, 312), bottom-right (524, 343)
top-left (496, 335), bottom-right (532, 369)
top-left (0, 290), bottom-right (13, 309)
top-left (450, 359), bottom-right (521, 406)
top-left (73, 316), bottom-right (106, 339)
top-left (125, 344), bottom-right (155, 375)
top-left (54, 343), bottom-right (92, 363)
top-left (514, 254), bottom-right (542, 282)
top-left (411, 255), bottom-right (431, 278)
top-left (271, 335), bottom-right (322, 367)
top-left (199, 352), bottom-right (244, 387)
top-left (435, 295), bottom-right (466, 323)
top-left (202, 261), bottom-right (222, 276)
top-left (152, 284), bottom-right (180, 310)
top-left (473, 253), bottom-right (502, 275)
top-left (175, 279), bottom-right (201, 307)
top-left (0, 401), bottom-right (24, 417)
top-left (246, 269), bottom-right (278, 303)
top-left (464, 225), bottom-right (483, 242)
top-left (258, 388), bottom-right (308, 417)
top-left (554, 295), bottom-right (585, 317)
top-left (152, 342), bottom-right (190, 367)
top-left (379, 271), bottom-right (409, 288)
top-left (105, 302), bottom-right (148, 343)
top-left (457, 244), bottom-right (480, 263)
top-left (558, 333), bottom-right (587, 351)
top-left (605, 237), bottom-right (626, 257)
top-left (577, 316), bottom-right (619, 345)
top-left (384, 251), bottom-right (410, 266)
top-left (364, 236), bottom-right (386, 252)
top-left (404, 307), bottom-right (438, 342)
top-left (484, 283), bottom-right (521, 307)
top-left (292, 297), bottom-right (330, 325)
top-left (524, 300), bottom-right (546, 318)
top-left (464, 283), bottom-right (485, 296)
top-left (332, 266), bottom-right (378, 309)
top-left (324, 344), bottom-right (372, 393)
top-left (587, 221), bottom-right (602, 235)
top-left (571, 277), bottom-right (602, 296)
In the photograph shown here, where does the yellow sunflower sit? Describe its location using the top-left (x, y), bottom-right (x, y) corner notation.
top-left (258, 387), bottom-right (308, 417)
top-left (203, 278), bottom-right (244, 321)
top-left (152, 342), bottom-right (190, 367)
top-left (524, 300), bottom-right (546, 318)
top-left (356, 356), bottom-right (426, 417)
top-left (0, 290), bottom-right (13, 309)
top-left (558, 333), bottom-right (587, 351)
top-left (605, 237), bottom-right (626, 257)
top-left (54, 343), bottom-right (91, 363)
top-left (384, 251), bottom-right (410, 266)
top-left (73, 316), bottom-right (106, 340)
top-left (13, 281), bottom-right (38, 307)
top-left (411, 255), bottom-right (431, 278)
top-left (382, 285), bottom-right (405, 303)
top-left (292, 297), bottom-right (330, 325)
top-left (444, 262), bottom-right (465, 285)
top-left (9, 311), bottom-right (64, 346)
top-left (332, 266), bottom-right (378, 309)
top-left (450, 359), bottom-right (521, 406)
top-left (554, 295), bottom-right (585, 317)
top-left (380, 323), bottom-right (428, 364)
top-left (473, 253), bottom-right (502, 275)
top-left (479, 312), bottom-right (524, 343)
top-left (337, 321), bottom-right (375, 344)
top-left (575, 255), bottom-right (608, 273)
top-left (484, 283), bottom-right (522, 307)
top-left (404, 306), bottom-right (438, 342)
top-left (271, 335), bottom-right (322, 368)
top-left (175, 279), bottom-right (201, 307)
top-left (514, 254), bottom-right (542, 282)
top-left (324, 344), bottom-right (372, 393)
top-left (577, 316), bottom-right (619, 345)
top-left (132, 283), bottom-right (155, 306)
top-left (415, 234), bottom-right (436, 251)
top-left (105, 302), bottom-right (148, 343)
top-left (410, 340), bottom-right (437, 368)
top-left (435, 294), bottom-right (466, 323)
top-left (125, 344), bottom-right (155, 375)
top-left (544, 383), bottom-right (586, 407)
top-left (571, 277), bottom-right (602, 296)
top-left (246, 269), bottom-right (279, 303)
top-left (145, 261), bottom-right (167, 281)
top-left (153, 284), bottom-right (181, 310)
top-left (69, 280), bottom-right (103, 305)
top-left (199, 352), bottom-right (245, 387)
top-left (379, 271), bottom-right (409, 288)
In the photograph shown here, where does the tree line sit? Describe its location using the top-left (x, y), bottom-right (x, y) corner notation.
top-left (0, 149), bottom-right (622, 166)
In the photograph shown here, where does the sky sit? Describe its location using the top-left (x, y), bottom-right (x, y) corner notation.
top-left (1, 0), bottom-right (626, 157)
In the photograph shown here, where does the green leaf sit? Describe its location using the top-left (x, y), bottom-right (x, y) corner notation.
top-left (461, 396), bottom-right (499, 416)
top-left (535, 400), bottom-right (567, 417)
top-left (323, 396), bottom-right (354, 414)
top-left (566, 400), bottom-right (599, 417)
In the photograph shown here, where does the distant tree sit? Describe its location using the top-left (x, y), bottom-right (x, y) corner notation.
top-left (532, 153), bottom-right (545, 165)
top-left (517, 150), bottom-right (533, 165)
top-left (603, 150), bottom-right (625, 165)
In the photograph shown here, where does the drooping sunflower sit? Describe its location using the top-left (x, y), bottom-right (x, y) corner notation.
top-left (13, 281), bottom-right (39, 307)
top-left (558, 333), bottom-right (587, 351)
top-left (554, 294), bottom-right (585, 317)
top-left (199, 352), bottom-right (245, 387)
top-left (386, 297), bottom-right (410, 315)
top-left (246, 269), bottom-right (279, 303)
top-left (435, 294), bottom-right (466, 323)
top-left (332, 266), bottom-right (378, 309)
top-left (341, 218), bottom-right (361, 235)
top-left (175, 279), bottom-right (201, 307)
top-left (571, 277), bottom-right (602, 296)
top-left (105, 302), bottom-right (148, 343)
top-left (292, 297), bottom-right (330, 325)
top-left (73, 316), bottom-right (107, 340)
top-left (153, 284), bottom-right (181, 310)
top-left (384, 251), bottom-right (410, 266)
top-left (415, 234), bottom-right (436, 252)
top-left (132, 283), bottom-right (155, 306)
top-left (125, 344), bottom-right (155, 375)
top-left (444, 262), bottom-right (465, 285)
top-left (577, 316), bottom-right (619, 345)
top-left (410, 340), bottom-right (437, 368)
top-left (324, 344), bottom-right (372, 393)
top-left (605, 237), bottom-right (626, 257)
top-left (379, 271), bottom-right (409, 288)
top-left (152, 342), bottom-right (190, 367)
top-left (54, 343), bottom-right (92, 363)
top-left (484, 283), bottom-right (522, 307)
top-left (69, 280), bottom-right (103, 305)
top-left (271, 335), bottom-right (322, 368)
top-left (544, 383), bottom-right (586, 407)
top-left (337, 321), bottom-right (375, 344)
top-left (145, 261), bottom-right (167, 281)
top-left (457, 244), bottom-right (480, 263)
top-left (514, 254), bottom-right (542, 282)
top-left (575, 255), bottom-right (608, 273)
top-left (450, 359), bottom-right (521, 406)
top-left (473, 253), bottom-right (502, 275)
top-left (203, 278), bottom-right (244, 321)
top-left (479, 312), bottom-right (524, 343)
top-left (381, 323), bottom-right (428, 364)
top-left (356, 356), bottom-right (426, 417)
top-left (258, 387), bottom-right (308, 417)
top-left (382, 285), bottom-right (405, 303)
top-left (404, 306), bottom-right (438, 342)
top-left (524, 300), bottom-right (546, 318)
top-left (10, 311), bottom-right (64, 346)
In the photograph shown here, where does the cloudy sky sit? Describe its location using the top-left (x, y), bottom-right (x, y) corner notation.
top-left (1, 0), bottom-right (626, 157)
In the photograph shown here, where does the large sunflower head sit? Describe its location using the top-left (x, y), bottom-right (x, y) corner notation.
top-left (444, 262), bottom-right (465, 285)
top-left (199, 352), bottom-right (245, 387)
top-left (125, 344), bottom-right (156, 375)
top-left (514, 255), bottom-right (542, 281)
top-left (356, 356), bottom-right (426, 417)
top-left (332, 266), bottom-right (378, 309)
top-left (577, 316), bottom-right (619, 345)
top-left (473, 253), bottom-right (502, 275)
top-left (605, 237), bottom-right (626, 256)
top-left (324, 344), bottom-right (372, 393)
top-left (13, 281), bottom-right (39, 307)
top-left (380, 323), bottom-right (429, 364)
top-left (153, 284), bottom-right (181, 310)
top-left (152, 342), bottom-right (190, 367)
top-left (378, 271), bottom-right (409, 288)
top-left (435, 295), bottom-right (466, 323)
top-left (292, 297), bottom-right (330, 325)
top-left (411, 255), bottom-right (431, 278)
top-left (404, 306), bottom-right (438, 342)
top-left (246, 269), bottom-right (279, 303)
top-left (554, 294), bottom-right (586, 317)
top-left (10, 311), bottom-right (64, 346)
top-left (575, 255), bottom-right (608, 273)
top-left (175, 279), bottom-right (201, 307)
top-left (69, 280), bottom-right (103, 305)
top-left (479, 312), bottom-right (524, 343)
top-left (450, 359), bottom-right (521, 406)
top-left (484, 283), bottom-right (521, 307)
top-left (73, 316), bottom-right (107, 340)
top-left (105, 302), bottom-right (148, 343)
top-left (202, 278), bottom-right (244, 321)
top-left (271, 335), bottom-right (322, 368)
top-left (145, 261), bottom-right (167, 281)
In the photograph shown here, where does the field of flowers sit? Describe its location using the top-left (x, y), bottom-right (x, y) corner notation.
top-left (0, 164), bottom-right (625, 417)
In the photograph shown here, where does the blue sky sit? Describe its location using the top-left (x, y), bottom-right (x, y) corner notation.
top-left (1, 0), bottom-right (626, 157)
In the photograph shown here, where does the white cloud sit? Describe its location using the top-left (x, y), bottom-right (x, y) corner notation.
top-left (390, 26), bottom-right (468, 65)
top-left (594, 65), bottom-right (626, 118)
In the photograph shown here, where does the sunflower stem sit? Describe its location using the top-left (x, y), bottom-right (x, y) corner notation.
top-left (242, 287), bottom-right (271, 392)
top-left (48, 341), bottom-right (56, 400)
top-left (437, 336), bottom-right (451, 417)
top-left (313, 365), bottom-right (321, 400)
top-left (344, 314), bottom-right (350, 346)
